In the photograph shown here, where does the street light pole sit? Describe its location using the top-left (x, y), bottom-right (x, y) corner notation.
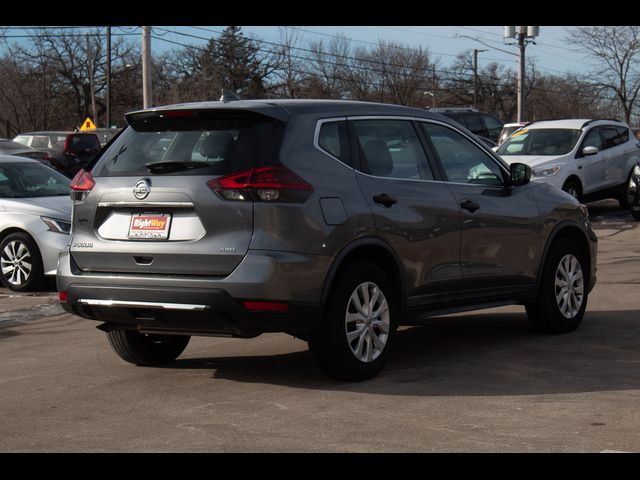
top-left (473, 49), bottom-right (488, 110)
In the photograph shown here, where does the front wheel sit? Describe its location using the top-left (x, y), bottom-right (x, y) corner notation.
top-left (0, 232), bottom-right (44, 292)
top-left (308, 262), bottom-right (397, 381)
top-left (562, 179), bottom-right (581, 201)
top-left (106, 329), bottom-right (190, 366)
top-left (526, 239), bottom-right (588, 334)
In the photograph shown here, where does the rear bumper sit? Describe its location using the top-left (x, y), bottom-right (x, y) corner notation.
top-left (57, 249), bottom-right (331, 337)
top-left (61, 284), bottom-right (320, 337)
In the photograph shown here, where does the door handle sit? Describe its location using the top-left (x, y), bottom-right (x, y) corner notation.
top-left (460, 199), bottom-right (480, 212)
top-left (373, 193), bottom-right (397, 207)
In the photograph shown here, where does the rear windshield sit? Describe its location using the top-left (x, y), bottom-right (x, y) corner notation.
top-left (70, 134), bottom-right (101, 152)
top-left (91, 111), bottom-right (285, 177)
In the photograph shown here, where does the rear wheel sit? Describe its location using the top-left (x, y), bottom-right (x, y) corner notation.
top-left (106, 329), bottom-right (190, 366)
top-left (308, 261), bottom-right (397, 381)
top-left (526, 238), bottom-right (588, 334)
top-left (0, 232), bottom-right (44, 292)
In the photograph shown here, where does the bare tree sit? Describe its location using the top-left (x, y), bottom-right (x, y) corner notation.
top-left (566, 26), bottom-right (640, 124)
top-left (305, 35), bottom-right (351, 98)
top-left (272, 27), bottom-right (306, 98)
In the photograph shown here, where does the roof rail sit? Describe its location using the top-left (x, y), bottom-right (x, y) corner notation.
top-left (581, 118), bottom-right (623, 128)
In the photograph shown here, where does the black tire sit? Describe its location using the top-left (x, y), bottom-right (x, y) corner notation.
top-left (631, 209), bottom-right (640, 221)
top-left (308, 261), bottom-right (397, 381)
top-left (618, 195), bottom-right (630, 209)
top-left (106, 329), bottom-right (190, 366)
top-left (562, 179), bottom-right (582, 201)
top-left (0, 232), bottom-right (44, 292)
top-left (526, 238), bottom-right (588, 334)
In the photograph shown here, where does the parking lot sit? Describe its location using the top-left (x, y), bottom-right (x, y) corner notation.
top-left (1, 199), bottom-right (639, 452)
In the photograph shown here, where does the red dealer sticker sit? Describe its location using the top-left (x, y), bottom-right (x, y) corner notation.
top-left (128, 213), bottom-right (172, 239)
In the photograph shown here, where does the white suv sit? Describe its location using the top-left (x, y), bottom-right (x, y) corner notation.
top-left (496, 119), bottom-right (640, 205)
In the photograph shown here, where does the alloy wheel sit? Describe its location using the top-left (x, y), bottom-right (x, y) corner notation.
top-left (344, 281), bottom-right (390, 363)
top-left (0, 240), bottom-right (33, 287)
top-left (554, 254), bottom-right (584, 319)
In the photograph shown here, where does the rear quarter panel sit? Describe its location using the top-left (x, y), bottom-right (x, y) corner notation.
top-left (250, 113), bottom-right (375, 257)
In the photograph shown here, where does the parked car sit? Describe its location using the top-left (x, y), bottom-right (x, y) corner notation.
top-left (0, 139), bottom-right (53, 165)
top-left (13, 131), bottom-right (69, 155)
top-left (0, 155), bottom-right (71, 291)
top-left (498, 122), bottom-right (529, 145)
top-left (58, 99), bottom-right (597, 381)
top-left (49, 132), bottom-right (102, 178)
top-left (496, 119), bottom-right (640, 206)
top-left (429, 107), bottom-right (504, 143)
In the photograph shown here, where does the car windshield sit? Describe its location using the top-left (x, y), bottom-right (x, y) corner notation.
top-left (0, 162), bottom-right (70, 198)
top-left (497, 128), bottom-right (581, 156)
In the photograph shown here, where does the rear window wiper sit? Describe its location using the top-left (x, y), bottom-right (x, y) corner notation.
top-left (145, 160), bottom-right (210, 173)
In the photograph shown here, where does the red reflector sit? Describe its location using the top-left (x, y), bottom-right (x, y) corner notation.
top-left (70, 169), bottom-right (95, 191)
top-left (241, 301), bottom-right (289, 313)
top-left (59, 291), bottom-right (68, 302)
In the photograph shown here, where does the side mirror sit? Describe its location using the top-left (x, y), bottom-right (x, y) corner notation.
top-left (582, 146), bottom-right (599, 156)
top-left (510, 162), bottom-right (531, 186)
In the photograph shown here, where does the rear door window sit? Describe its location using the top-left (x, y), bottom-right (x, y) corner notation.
top-left (602, 127), bottom-right (623, 149)
top-left (351, 119), bottom-right (434, 180)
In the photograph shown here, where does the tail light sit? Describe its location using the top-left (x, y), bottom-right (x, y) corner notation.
top-left (208, 165), bottom-right (313, 203)
top-left (69, 169), bottom-right (95, 201)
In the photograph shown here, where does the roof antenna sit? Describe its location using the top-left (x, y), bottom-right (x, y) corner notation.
top-left (220, 89), bottom-right (241, 103)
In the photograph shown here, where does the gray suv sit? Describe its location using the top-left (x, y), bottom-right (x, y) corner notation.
top-left (58, 99), bottom-right (598, 381)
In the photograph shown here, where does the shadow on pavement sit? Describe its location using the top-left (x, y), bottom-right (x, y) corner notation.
top-left (166, 309), bottom-right (640, 397)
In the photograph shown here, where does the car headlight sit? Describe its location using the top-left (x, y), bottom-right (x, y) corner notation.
top-left (532, 165), bottom-right (561, 177)
top-left (41, 216), bottom-right (71, 234)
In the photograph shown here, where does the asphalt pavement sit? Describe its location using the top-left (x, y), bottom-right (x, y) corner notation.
top-left (1, 199), bottom-right (639, 452)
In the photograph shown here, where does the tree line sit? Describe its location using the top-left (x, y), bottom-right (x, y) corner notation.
top-left (0, 26), bottom-right (637, 137)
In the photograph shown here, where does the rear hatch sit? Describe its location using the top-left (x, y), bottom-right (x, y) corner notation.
top-left (69, 108), bottom-right (286, 276)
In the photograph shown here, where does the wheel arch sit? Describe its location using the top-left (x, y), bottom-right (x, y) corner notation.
top-left (536, 221), bottom-right (592, 296)
top-left (562, 175), bottom-right (583, 195)
top-left (320, 237), bottom-right (406, 312)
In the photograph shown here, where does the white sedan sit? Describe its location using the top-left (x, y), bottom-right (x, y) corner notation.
top-left (0, 155), bottom-right (71, 291)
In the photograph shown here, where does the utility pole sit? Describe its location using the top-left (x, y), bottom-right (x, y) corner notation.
top-left (505, 26), bottom-right (539, 123)
top-left (473, 49), bottom-right (488, 110)
top-left (517, 30), bottom-right (526, 123)
top-left (142, 26), bottom-right (152, 109)
top-left (106, 26), bottom-right (111, 128)
top-left (87, 35), bottom-right (97, 124)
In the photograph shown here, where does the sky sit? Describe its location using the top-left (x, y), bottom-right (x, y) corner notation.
top-left (150, 26), bottom-right (594, 77)
top-left (1, 25), bottom-right (594, 77)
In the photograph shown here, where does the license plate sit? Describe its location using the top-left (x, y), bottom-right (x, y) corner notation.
top-left (128, 213), bottom-right (172, 239)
